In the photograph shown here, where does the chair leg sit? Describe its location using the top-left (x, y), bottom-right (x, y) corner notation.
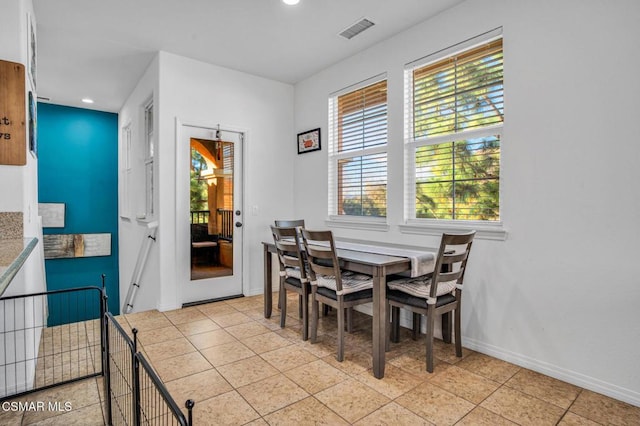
top-left (323, 304), bottom-right (330, 316)
top-left (412, 312), bottom-right (421, 340)
top-left (298, 295), bottom-right (303, 318)
top-left (426, 306), bottom-right (436, 373)
top-left (391, 306), bottom-right (401, 343)
top-left (279, 280), bottom-right (286, 329)
top-left (337, 303), bottom-right (345, 362)
top-left (385, 301), bottom-right (391, 352)
top-left (442, 312), bottom-right (452, 344)
top-left (301, 286), bottom-right (309, 341)
top-left (346, 307), bottom-right (353, 333)
top-left (310, 295), bottom-right (319, 343)
top-left (454, 306), bottom-right (462, 357)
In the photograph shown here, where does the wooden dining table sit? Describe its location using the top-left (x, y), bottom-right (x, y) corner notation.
top-left (262, 240), bottom-right (444, 379)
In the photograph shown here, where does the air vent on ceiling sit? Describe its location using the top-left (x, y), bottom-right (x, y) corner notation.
top-left (37, 96), bottom-right (51, 102)
top-left (339, 18), bottom-right (375, 40)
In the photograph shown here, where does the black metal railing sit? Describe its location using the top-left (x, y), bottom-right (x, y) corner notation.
top-left (0, 286), bottom-right (105, 401)
top-left (104, 312), bottom-right (137, 425)
top-left (218, 209), bottom-right (233, 241)
top-left (0, 278), bottom-right (194, 424)
top-left (136, 353), bottom-right (194, 426)
top-left (104, 312), bottom-right (194, 426)
top-left (190, 209), bottom-right (233, 241)
top-left (190, 210), bottom-right (210, 224)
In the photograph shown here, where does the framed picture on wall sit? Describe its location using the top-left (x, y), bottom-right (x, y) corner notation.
top-left (297, 128), bottom-right (321, 154)
top-left (26, 13), bottom-right (37, 91)
top-left (28, 91), bottom-right (37, 157)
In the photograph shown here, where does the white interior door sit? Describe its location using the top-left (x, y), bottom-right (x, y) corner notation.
top-left (177, 122), bottom-right (244, 305)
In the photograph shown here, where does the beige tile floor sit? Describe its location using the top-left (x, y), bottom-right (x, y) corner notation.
top-left (3, 293), bottom-right (640, 425)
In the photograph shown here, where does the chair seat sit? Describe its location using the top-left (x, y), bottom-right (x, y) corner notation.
top-left (387, 289), bottom-right (456, 308)
top-left (284, 276), bottom-right (305, 288)
top-left (317, 286), bottom-right (373, 302)
top-left (315, 271), bottom-right (373, 295)
top-left (192, 241), bottom-right (218, 248)
top-left (284, 266), bottom-right (312, 280)
top-left (387, 275), bottom-right (456, 299)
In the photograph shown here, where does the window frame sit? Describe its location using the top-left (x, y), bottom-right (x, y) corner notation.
top-left (402, 28), bottom-right (506, 240)
top-left (119, 123), bottom-right (132, 219)
top-left (143, 99), bottom-right (155, 219)
top-left (327, 74), bottom-right (389, 229)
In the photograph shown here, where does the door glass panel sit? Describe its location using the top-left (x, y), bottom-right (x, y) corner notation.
top-left (190, 138), bottom-right (234, 280)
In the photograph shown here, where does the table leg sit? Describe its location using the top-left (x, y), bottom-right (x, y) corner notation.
top-left (263, 244), bottom-right (272, 318)
top-left (372, 267), bottom-right (386, 379)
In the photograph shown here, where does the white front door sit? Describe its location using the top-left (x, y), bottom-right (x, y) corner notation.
top-left (177, 122), bottom-right (244, 305)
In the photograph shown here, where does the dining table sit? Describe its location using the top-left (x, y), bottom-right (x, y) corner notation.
top-left (262, 239), bottom-right (444, 379)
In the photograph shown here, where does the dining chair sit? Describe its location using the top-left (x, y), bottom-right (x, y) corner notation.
top-left (270, 225), bottom-right (310, 340)
top-left (274, 219), bottom-right (305, 228)
top-left (301, 229), bottom-right (374, 362)
top-left (386, 231), bottom-right (475, 372)
top-left (273, 219), bottom-right (306, 312)
top-left (190, 223), bottom-right (219, 266)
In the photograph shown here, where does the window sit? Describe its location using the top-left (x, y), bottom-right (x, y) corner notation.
top-left (328, 77), bottom-right (388, 218)
top-left (405, 32), bottom-right (503, 222)
top-left (119, 123), bottom-right (132, 218)
top-left (144, 101), bottom-right (154, 218)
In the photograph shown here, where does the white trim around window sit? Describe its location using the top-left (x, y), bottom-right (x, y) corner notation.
top-left (327, 73), bottom-right (389, 223)
top-left (403, 28), bottom-right (505, 239)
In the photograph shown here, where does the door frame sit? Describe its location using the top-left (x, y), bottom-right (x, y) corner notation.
top-left (175, 118), bottom-right (248, 304)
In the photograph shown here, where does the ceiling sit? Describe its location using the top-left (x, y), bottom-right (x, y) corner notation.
top-left (33, 0), bottom-right (463, 112)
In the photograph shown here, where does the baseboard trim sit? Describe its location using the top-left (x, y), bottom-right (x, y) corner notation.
top-left (182, 294), bottom-right (244, 308)
top-left (463, 337), bottom-right (640, 408)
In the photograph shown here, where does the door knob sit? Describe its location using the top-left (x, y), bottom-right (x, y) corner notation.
top-left (235, 222), bottom-right (243, 228)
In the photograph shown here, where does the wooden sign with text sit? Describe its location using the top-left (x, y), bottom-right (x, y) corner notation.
top-left (0, 60), bottom-right (26, 165)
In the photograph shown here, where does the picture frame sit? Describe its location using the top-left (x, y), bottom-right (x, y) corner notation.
top-left (26, 13), bottom-right (37, 91)
top-left (297, 128), bottom-right (321, 154)
top-left (39, 203), bottom-right (65, 228)
top-left (43, 233), bottom-right (112, 259)
top-left (28, 91), bottom-right (37, 158)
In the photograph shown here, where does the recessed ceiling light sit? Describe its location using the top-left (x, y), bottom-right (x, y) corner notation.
top-left (282, 0), bottom-right (299, 5)
top-left (81, 98), bottom-right (94, 104)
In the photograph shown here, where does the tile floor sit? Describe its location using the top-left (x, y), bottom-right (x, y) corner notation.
top-left (2, 293), bottom-right (639, 425)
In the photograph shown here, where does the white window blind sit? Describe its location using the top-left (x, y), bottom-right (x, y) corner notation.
top-left (120, 124), bottom-right (132, 218)
top-left (144, 101), bottom-right (154, 218)
top-left (406, 33), bottom-right (503, 222)
top-left (329, 78), bottom-right (387, 218)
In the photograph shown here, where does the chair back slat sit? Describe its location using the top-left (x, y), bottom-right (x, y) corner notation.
top-left (441, 251), bottom-right (470, 265)
top-left (430, 231), bottom-right (475, 298)
top-left (271, 226), bottom-right (306, 277)
top-left (437, 269), bottom-right (464, 283)
top-left (274, 219), bottom-right (305, 228)
top-left (301, 229), bottom-right (343, 292)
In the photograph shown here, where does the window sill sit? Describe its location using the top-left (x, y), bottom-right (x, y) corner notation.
top-left (135, 216), bottom-right (158, 227)
top-left (325, 216), bottom-right (389, 232)
top-left (399, 220), bottom-right (507, 241)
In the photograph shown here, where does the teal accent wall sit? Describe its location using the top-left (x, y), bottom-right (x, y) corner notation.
top-left (37, 103), bottom-right (119, 322)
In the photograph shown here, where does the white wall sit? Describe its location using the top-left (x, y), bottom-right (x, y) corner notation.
top-left (0, 0), bottom-right (46, 396)
top-left (119, 52), bottom-right (294, 312)
top-left (0, 0), bottom-right (39, 237)
top-left (0, 0), bottom-right (25, 214)
top-left (0, 0), bottom-right (45, 295)
top-left (158, 52), bottom-right (294, 306)
top-left (293, 0), bottom-right (640, 406)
